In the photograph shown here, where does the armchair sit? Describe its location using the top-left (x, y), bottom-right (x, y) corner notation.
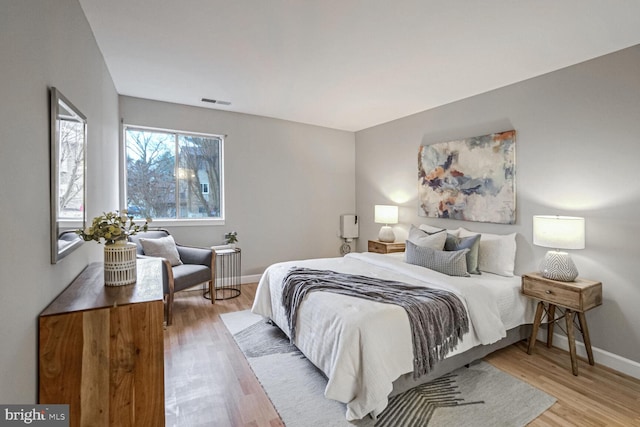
top-left (129, 229), bottom-right (215, 325)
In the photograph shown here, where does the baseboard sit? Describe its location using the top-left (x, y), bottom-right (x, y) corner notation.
top-left (536, 329), bottom-right (640, 380)
top-left (241, 274), bottom-right (262, 285)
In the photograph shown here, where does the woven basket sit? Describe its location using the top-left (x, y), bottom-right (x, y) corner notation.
top-left (104, 241), bottom-right (137, 286)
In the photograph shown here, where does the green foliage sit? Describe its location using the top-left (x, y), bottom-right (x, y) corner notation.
top-left (224, 231), bottom-right (238, 244)
top-left (77, 210), bottom-right (151, 245)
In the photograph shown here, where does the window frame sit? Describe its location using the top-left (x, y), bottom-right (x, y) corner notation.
top-left (121, 124), bottom-right (225, 227)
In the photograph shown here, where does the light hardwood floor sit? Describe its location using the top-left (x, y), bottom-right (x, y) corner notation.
top-left (164, 284), bottom-right (640, 427)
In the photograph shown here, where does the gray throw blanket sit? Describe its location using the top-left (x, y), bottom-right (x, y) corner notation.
top-left (281, 267), bottom-right (469, 378)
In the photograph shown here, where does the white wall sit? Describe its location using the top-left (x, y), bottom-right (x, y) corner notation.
top-left (119, 97), bottom-right (356, 275)
top-left (355, 46), bottom-right (640, 364)
top-left (0, 0), bottom-right (120, 402)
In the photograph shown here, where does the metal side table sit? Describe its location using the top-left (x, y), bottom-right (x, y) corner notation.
top-left (204, 246), bottom-right (241, 300)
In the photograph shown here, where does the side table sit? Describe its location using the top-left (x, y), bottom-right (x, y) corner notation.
top-left (521, 272), bottom-right (602, 375)
top-left (204, 246), bottom-right (241, 300)
top-left (368, 240), bottom-right (406, 254)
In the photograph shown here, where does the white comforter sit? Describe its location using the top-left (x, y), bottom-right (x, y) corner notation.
top-left (251, 252), bottom-right (534, 420)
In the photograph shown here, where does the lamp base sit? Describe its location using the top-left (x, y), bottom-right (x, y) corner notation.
top-left (378, 225), bottom-right (395, 243)
top-left (540, 250), bottom-right (578, 282)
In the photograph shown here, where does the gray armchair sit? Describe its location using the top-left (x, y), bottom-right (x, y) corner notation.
top-left (129, 229), bottom-right (215, 325)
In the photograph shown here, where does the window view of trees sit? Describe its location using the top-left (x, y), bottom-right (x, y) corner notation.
top-left (125, 127), bottom-right (222, 220)
top-left (58, 118), bottom-right (85, 219)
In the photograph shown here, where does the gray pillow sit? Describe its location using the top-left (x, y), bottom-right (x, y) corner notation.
top-left (139, 235), bottom-right (183, 266)
top-left (445, 233), bottom-right (481, 275)
top-left (406, 224), bottom-right (446, 250)
top-left (405, 240), bottom-right (470, 277)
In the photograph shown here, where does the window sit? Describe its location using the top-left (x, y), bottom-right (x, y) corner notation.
top-left (124, 126), bottom-right (223, 222)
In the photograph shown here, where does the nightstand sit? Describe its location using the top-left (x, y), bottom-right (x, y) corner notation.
top-left (522, 272), bottom-right (602, 375)
top-left (368, 240), bottom-right (405, 254)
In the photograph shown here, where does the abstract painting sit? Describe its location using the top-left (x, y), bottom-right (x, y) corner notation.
top-left (418, 130), bottom-right (516, 224)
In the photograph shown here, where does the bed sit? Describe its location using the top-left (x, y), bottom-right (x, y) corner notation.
top-left (251, 246), bottom-right (535, 421)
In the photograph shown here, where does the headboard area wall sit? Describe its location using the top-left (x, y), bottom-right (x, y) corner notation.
top-left (354, 45), bottom-right (640, 371)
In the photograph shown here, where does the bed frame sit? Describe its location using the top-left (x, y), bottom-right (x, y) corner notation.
top-left (389, 324), bottom-right (532, 397)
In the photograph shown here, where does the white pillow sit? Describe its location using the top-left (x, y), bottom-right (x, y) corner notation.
top-left (407, 225), bottom-right (447, 250)
top-left (458, 228), bottom-right (516, 277)
top-left (418, 224), bottom-right (460, 237)
top-left (139, 235), bottom-right (183, 266)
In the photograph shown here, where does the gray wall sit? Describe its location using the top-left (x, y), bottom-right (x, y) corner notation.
top-left (119, 97), bottom-right (356, 276)
top-left (0, 1), bottom-right (120, 402)
top-left (355, 46), bottom-right (640, 364)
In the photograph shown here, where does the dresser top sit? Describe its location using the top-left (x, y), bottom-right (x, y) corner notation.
top-left (41, 258), bottom-right (164, 316)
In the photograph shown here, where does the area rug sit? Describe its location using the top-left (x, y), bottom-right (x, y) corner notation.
top-left (221, 310), bottom-right (555, 427)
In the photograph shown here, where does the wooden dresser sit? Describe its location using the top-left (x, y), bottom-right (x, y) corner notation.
top-left (39, 259), bottom-right (165, 426)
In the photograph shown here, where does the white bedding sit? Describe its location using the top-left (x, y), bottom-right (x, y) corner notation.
top-left (251, 252), bottom-right (535, 420)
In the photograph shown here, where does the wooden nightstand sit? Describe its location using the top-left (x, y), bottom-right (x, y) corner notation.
top-left (522, 272), bottom-right (602, 375)
top-left (368, 240), bottom-right (405, 254)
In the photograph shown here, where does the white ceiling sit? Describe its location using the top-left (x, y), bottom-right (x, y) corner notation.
top-left (79, 0), bottom-right (640, 132)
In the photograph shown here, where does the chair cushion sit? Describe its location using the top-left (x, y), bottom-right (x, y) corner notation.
top-left (177, 245), bottom-right (213, 267)
top-left (139, 235), bottom-right (183, 266)
top-left (172, 264), bottom-right (212, 292)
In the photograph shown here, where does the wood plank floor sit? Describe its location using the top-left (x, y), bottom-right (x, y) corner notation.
top-left (164, 284), bottom-right (640, 427)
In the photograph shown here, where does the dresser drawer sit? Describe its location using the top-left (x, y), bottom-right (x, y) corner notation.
top-left (368, 240), bottom-right (386, 253)
top-left (522, 274), bottom-right (602, 312)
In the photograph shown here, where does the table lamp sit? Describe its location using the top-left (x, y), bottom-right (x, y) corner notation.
top-left (374, 205), bottom-right (398, 243)
top-left (533, 215), bottom-right (585, 281)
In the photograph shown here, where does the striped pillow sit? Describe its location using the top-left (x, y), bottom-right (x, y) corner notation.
top-left (405, 240), bottom-right (470, 277)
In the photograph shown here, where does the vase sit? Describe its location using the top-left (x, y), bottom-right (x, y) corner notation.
top-left (104, 240), bottom-right (137, 286)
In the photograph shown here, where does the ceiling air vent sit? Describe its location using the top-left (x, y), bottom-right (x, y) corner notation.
top-left (201, 98), bottom-right (231, 106)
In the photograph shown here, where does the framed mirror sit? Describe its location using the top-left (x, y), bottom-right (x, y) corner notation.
top-left (50, 87), bottom-right (87, 263)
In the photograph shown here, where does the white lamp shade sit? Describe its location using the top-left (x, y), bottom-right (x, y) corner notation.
top-left (533, 215), bottom-right (585, 250)
top-left (374, 205), bottom-right (398, 225)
